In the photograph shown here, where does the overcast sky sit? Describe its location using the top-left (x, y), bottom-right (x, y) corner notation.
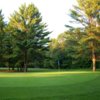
top-left (0, 0), bottom-right (77, 38)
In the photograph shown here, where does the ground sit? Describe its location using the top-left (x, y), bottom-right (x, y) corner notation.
top-left (0, 70), bottom-right (100, 100)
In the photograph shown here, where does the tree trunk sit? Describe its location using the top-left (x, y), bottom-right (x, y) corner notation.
top-left (57, 60), bottom-right (60, 69)
top-left (24, 63), bottom-right (27, 72)
top-left (89, 17), bottom-right (97, 72)
top-left (92, 43), bottom-right (96, 72)
top-left (24, 50), bottom-right (27, 72)
top-left (8, 66), bottom-right (10, 71)
top-left (8, 60), bottom-right (10, 71)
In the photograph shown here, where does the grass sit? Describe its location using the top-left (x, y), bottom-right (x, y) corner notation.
top-left (0, 70), bottom-right (100, 100)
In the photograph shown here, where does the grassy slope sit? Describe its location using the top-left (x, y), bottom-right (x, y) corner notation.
top-left (0, 71), bottom-right (100, 100)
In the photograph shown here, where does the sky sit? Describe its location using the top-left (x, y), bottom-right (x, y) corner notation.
top-left (0, 0), bottom-right (77, 38)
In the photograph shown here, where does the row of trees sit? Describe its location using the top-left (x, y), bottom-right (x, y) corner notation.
top-left (0, 0), bottom-right (100, 71)
top-left (49, 0), bottom-right (100, 71)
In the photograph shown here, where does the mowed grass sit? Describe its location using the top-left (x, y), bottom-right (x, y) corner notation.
top-left (0, 70), bottom-right (100, 100)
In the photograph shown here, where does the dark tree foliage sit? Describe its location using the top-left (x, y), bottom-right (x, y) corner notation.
top-left (0, 4), bottom-right (50, 72)
top-left (0, 10), bottom-right (6, 67)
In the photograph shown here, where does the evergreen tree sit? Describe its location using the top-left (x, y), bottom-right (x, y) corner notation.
top-left (0, 10), bottom-right (6, 67)
top-left (9, 3), bottom-right (50, 72)
top-left (67, 0), bottom-right (100, 71)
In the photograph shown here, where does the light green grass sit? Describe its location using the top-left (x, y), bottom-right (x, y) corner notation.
top-left (0, 70), bottom-right (100, 100)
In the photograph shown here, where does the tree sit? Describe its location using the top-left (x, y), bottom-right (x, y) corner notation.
top-left (49, 33), bottom-right (72, 69)
top-left (9, 3), bottom-right (50, 72)
top-left (50, 38), bottom-right (62, 69)
top-left (0, 10), bottom-right (6, 67)
top-left (67, 0), bottom-right (100, 71)
top-left (3, 25), bottom-right (15, 70)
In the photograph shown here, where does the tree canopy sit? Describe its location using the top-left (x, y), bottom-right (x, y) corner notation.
top-left (0, 1), bottom-right (100, 72)
top-left (0, 3), bottom-right (50, 72)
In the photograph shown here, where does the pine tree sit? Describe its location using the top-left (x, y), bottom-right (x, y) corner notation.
top-left (68, 0), bottom-right (100, 71)
top-left (0, 10), bottom-right (5, 67)
top-left (9, 3), bottom-right (50, 72)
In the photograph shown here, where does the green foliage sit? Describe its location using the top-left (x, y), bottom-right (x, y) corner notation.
top-left (49, 0), bottom-right (100, 69)
top-left (64, 0), bottom-right (100, 69)
top-left (8, 3), bottom-right (50, 71)
top-left (0, 1), bottom-right (100, 70)
top-left (0, 10), bottom-right (6, 67)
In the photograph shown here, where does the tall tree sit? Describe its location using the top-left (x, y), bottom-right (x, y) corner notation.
top-left (9, 3), bottom-right (50, 72)
top-left (67, 0), bottom-right (100, 71)
top-left (0, 10), bottom-right (5, 67)
top-left (3, 25), bottom-right (15, 70)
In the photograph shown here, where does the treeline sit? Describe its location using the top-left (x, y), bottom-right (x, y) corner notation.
top-left (49, 0), bottom-right (100, 71)
top-left (0, 0), bottom-right (100, 72)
